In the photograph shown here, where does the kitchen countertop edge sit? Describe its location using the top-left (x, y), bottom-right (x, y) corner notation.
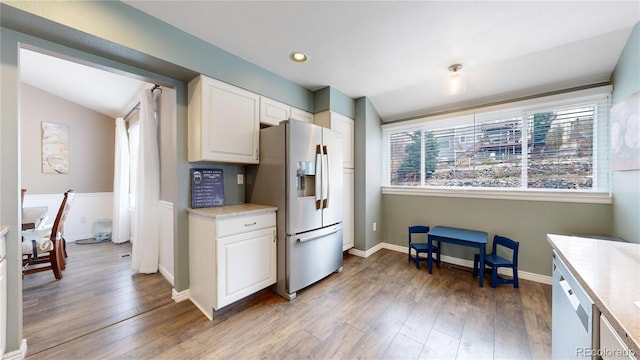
top-left (547, 234), bottom-right (640, 357)
top-left (187, 203), bottom-right (277, 219)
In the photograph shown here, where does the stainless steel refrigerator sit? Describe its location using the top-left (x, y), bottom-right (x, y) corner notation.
top-left (247, 119), bottom-right (343, 300)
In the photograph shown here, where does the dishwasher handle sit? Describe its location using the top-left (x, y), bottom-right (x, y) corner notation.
top-left (559, 278), bottom-right (580, 311)
top-left (559, 277), bottom-right (590, 332)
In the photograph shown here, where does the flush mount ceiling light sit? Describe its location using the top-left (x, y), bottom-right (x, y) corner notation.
top-left (445, 63), bottom-right (466, 96)
top-left (290, 52), bottom-right (308, 63)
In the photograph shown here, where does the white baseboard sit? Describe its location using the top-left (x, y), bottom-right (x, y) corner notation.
top-left (348, 242), bottom-right (552, 285)
top-left (172, 288), bottom-right (190, 302)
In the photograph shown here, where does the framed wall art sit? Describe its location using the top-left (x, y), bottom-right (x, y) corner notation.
top-left (41, 121), bottom-right (70, 174)
top-left (611, 91), bottom-right (640, 171)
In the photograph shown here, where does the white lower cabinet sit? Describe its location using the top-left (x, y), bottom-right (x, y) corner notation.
top-left (600, 315), bottom-right (634, 360)
top-left (216, 227), bottom-right (276, 308)
top-left (189, 209), bottom-right (276, 319)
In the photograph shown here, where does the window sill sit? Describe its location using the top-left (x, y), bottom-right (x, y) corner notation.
top-left (381, 186), bottom-right (612, 204)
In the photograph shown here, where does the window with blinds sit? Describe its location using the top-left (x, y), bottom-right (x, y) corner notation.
top-left (383, 89), bottom-right (610, 193)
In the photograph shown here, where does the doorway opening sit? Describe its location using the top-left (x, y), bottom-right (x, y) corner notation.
top-left (18, 46), bottom-right (176, 356)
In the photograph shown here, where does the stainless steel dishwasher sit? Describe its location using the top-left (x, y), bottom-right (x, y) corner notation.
top-left (552, 250), bottom-right (599, 359)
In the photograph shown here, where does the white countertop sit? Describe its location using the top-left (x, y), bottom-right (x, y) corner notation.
top-left (187, 203), bottom-right (277, 219)
top-left (547, 234), bottom-right (640, 356)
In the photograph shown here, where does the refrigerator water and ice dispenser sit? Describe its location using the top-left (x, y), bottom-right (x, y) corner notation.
top-left (296, 161), bottom-right (316, 197)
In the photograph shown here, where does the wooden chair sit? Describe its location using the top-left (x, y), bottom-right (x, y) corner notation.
top-left (408, 225), bottom-right (440, 269)
top-left (22, 189), bottom-right (75, 279)
top-left (473, 235), bottom-right (519, 288)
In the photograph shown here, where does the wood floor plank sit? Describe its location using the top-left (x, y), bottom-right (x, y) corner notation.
top-left (383, 333), bottom-right (424, 360)
top-left (519, 281), bottom-right (553, 360)
top-left (25, 247), bottom-right (552, 360)
top-left (23, 241), bottom-right (173, 356)
top-left (419, 328), bottom-right (460, 360)
top-left (308, 322), bottom-right (365, 359)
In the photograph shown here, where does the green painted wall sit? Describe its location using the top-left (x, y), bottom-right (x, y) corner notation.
top-left (611, 22), bottom-right (640, 243)
top-left (1, 27), bottom-right (23, 352)
top-left (382, 195), bottom-right (612, 276)
top-left (314, 86), bottom-right (356, 118)
top-left (354, 97), bottom-right (383, 251)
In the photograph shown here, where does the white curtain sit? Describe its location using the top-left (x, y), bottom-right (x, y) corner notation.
top-left (112, 117), bottom-right (130, 244)
top-left (131, 88), bottom-right (161, 273)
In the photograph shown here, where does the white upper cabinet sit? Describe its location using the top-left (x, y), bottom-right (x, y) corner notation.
top-left (260, 97), bottom-right (290, 127)
top-left (290, 107), bottom-right (314, 123)
top-left (314, 110), bottom-right (355, 169)
top-left (188, 75), bottom-right (260, 164)
top-left (260, 97), bottom-right (314, 126)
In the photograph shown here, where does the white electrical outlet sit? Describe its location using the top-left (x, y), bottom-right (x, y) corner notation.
top-left (237, 174), bottom-right (244, 185)
top-left (80, 216), bottom-right (87, 224)
top-left (373, 222), bottom-right (377, 231)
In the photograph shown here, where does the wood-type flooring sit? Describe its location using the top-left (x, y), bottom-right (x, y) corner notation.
top-left (24, 242), bottom-right (552, 359)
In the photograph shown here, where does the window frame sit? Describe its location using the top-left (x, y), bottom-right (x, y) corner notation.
top-left (381, 86), bottom-right (612, 204)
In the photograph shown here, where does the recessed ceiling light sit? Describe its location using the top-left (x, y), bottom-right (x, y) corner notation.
top-left (290, 52), bottom-right (308, 63)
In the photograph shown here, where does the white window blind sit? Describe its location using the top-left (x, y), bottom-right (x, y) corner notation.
top-left (383, 88), bottom-right (611, 193)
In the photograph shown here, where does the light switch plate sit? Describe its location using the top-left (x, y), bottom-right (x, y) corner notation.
top-left (237, 174), bottom-right (244, 185)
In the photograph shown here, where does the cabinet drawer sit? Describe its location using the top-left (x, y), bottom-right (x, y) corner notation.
top-left (217, 212), bottom-right (276, 238)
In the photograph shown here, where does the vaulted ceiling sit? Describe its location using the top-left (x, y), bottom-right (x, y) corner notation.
top-left (20, 1), bottom-right (640, 122)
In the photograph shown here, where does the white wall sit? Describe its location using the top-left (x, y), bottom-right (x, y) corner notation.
top-left (159, 201), bottom-right (174, 286)
top-left (23, 192), bottom-right (113, 241)
top-left (20, 83), bottom-right (115, 194)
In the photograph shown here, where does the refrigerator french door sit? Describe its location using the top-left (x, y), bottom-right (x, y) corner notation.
top-left (248, 119), bottom-right (344, 300)
top-left (287, 119), bottom-right (343, 233)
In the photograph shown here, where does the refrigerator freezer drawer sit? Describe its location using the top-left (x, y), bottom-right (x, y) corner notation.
top-left (286, 224), bottom-right (343, 295)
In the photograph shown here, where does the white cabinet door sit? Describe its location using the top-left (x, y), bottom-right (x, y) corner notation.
top-left (600, 315), bottom-right (633, 360)
top-left (260, 97), bottom-right (290, 126)
top-left (343, 168), bottom-right (354, 251)
top-left (314, 111), bottom-right (354, 169)
top-left (188, 75), bottom-right (260, 164)
top-left (189, 213), bottom-right (216, 320)
top-left (216, 227), bottom-right (276, 309)
top-left (290, 107), bottom-right (314, 123)
top-left (332, 113), bottom-right (354, 169)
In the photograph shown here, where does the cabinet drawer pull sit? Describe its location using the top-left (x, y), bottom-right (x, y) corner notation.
top-left (244, 222), bottom-right (257, 227)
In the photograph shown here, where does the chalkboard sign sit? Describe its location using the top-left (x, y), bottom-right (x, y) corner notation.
top-left (191, 168), bottom-right (224, 208)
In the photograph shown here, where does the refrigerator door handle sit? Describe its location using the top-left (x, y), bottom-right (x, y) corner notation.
top-left (296, 228), bottom-right (340, 243)
top-left (315, 144), bottom-right (323, 210)
top-left (322, 145), bottom-right (330, 209)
